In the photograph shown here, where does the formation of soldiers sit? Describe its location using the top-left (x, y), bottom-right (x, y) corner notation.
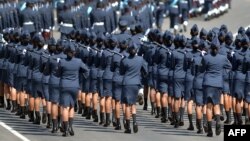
top-left (0, 0), bottom-right (249, 139)
top-left (0, 0), bottom-right (232, 38)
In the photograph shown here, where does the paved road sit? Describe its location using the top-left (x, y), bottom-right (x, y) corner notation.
top-left (0, 106), bottom-right (224, 141)
top-left (1, 0), bottom-right (250, 141)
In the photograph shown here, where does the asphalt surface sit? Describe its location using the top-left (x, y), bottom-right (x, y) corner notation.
top-left (1, 0), bottom-right (250, 141)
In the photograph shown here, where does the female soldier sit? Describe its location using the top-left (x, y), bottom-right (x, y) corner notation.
top-left (40, 38), bottom-right (56, 127)
top-left (15, 31), bottom-right (32, 119)
top-left (96, 34), bottom-right (106, 124)
top-left (202, 37), bottom-right (232, 137)
top-left (120, 43), bottom-right (148, 134)
top-left (243, 40), bottom-right (250, 124)
top-left (57, 43), bottom-right (89, 137)
top-left (184, 37), bottom-right (201, 130)
top-left (232, 35), bottom-right (249, 125)
top-left (45, 40), bottom-right (66, 133)
top-left (85, 32), bottom-right (99, 122)
top-left (171, 35), bottom-right (187, 128)
top-left (192, 39), bottom-right (207, 134)
top-left (111, 39), bottom-right (129, 130)
top-left (155, 32), bottom-right (171, 123)
top-left (101, 36), bottom-right (117, 127)
top-left (223, 32), bottom-right (234, 124)
top-left (30, 35), bottom-right (46, 125)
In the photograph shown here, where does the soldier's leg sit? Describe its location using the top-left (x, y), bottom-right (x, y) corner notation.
top-left (219, 94), bottom-right (224, 120)
top-left (202, 105), bottom-right (208, 133)
top-left (124, 104), bottom-right (131, 134)
top-left (77, 90), bottom-right (83, 114)
top-left (99, 97), bottom-right (105, 125)
top-left (16, 90), bottom-right (21, 115)
top-left (236, 99), bottom-right (243, 125)
top-left (92, 92), bottom-right (99, 122)
top-left (34, 96), bottom-right (41, 125)
top-left (247, 103), bottom-right (250, 124)
top-left (29, 95), bottom-right (35, 122)
top-left (224, 94), bottom-right (232, 124)
top-left (4, 84), bottom-right (11, 110)
top-left (179, 97), bottom-right (185, 126)
top-left (150, 88), bottom-right (156, 115)
top-left (114, 100), bottom-right (121, 130)
top-left (112, 99), bottom-right (116, 126)
top-left (84, 93), bottom-right (91, 117)
top-left (232, 96), bottom-right (237, 124)
top-left (195, 103), bottom-right (203, 134)
top-left (131, 104), bottom-right (138, 133)
top-left (104, 96), bottom-right (112, 127)
top-left (41, 98), bottom-right (47, 124)
top-left (206, 102), bottom-right (213, 137)
top-left (20, 91), bottom-right (26, 119)
top-left (213, 102), bottom-right (222, 135)
top-left (68, 106), bottom-right (75, 136)
top-left (11, 87), bottom-right (18, 113)
top-left (62, 107), bottom-right (70, 137)
top-left (155, 91), bottom-right (161, 118)
top-left (161, 92), bottom-right (168, 123)
top-left (187, 99), bottom-right (194, 130)
top-left (80, 92), bottom-right (86, 116)
top-left (46, 99), bottom-right (52, 128)
top-left (244, 102), bottom-right (249, 123)
top-left (143, 85), bottom-right (149, 110)
top-left (51, 102), bottom-right (59, 133)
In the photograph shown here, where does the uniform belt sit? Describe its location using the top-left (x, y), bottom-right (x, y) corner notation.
top-left (23, 22), bottom-right (34, 25)
top-left (93, 22), bottom-right (104, 26)
top-left (61, 23), bottom-right (73, 27)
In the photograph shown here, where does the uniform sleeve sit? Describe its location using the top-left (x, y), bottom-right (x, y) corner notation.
top-left (14, 48), bottom-right (19, 64)
top-left (170, 52), bottom-right (175, 70)
top-left (100, 52), bottom-right (106, 69)
top-left (141, 59), bottom-right (148, 78)
top-left (119, 58), bottom-right (126, 75)
top-left (43, 58), bottom-right (51, 76)
top-left (110, 55), bottom-right (116, 72)
top-left (80, 61), bottom-right (89, 78)
top-left (153, 49), bottom-right (160, 65)
top-left (29, 56), bottom-right (35, 70)
top-left (184, 52), bottom-right (192, 71)
top-left (223, 57), bottom-right (232, 70)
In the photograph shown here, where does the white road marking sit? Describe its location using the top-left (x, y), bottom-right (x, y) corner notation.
top-left (0, 121), bottom-right (30, 141)
top-left (233, 24), bottom-right (250, 38)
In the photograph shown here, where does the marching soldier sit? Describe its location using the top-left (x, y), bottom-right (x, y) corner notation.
top-left (111, 38), bottom-right (129, 130)
top-left (45, 39), bottom-right (66, 133)
top-left (57, 42), bottom-right (89, 137)
top-left (19, 0), bottom-right (37, 35)
top-left (202, 37), bottom-right (232, 137)
top-left (120, 42), bottom-right (148, 134)
top-left (243, 40), bottom-right (250, 125)
top-left (15, 31), bottom-right (32, 119)
top-left (90, 1), bottom-right (107, 34)
top-left (39, 0), bottom-right (54, 42)
top-left (58, 3), bottom-right (74, 39)
top-left (30, 35), bottom-right (46, 125)
top-left (232, 35), bottom-right (249, 125)
top-left (191, 39), bottom-right (207, 134)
